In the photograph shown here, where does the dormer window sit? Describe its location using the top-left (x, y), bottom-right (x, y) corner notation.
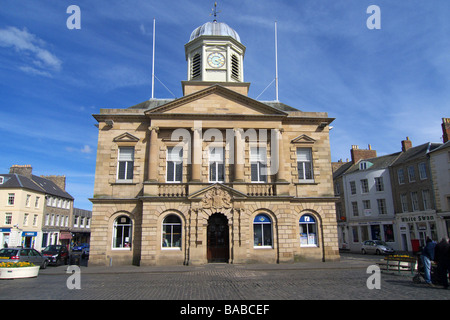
top-left (0, 176), bottom-right (3, 184)
top-left (359, 161), bottom-right (372, 170)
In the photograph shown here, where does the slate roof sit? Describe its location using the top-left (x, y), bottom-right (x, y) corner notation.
top-left (0, 173), bottom-right (73, 200)
top-left (391, 142), bottom-right (442, 165)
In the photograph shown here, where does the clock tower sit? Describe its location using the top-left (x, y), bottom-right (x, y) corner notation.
top-left (184, 19), bottom-right (246, 85)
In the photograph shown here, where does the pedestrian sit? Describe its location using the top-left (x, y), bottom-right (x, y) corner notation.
top-left (434, 237), bottom-right (450, 289)
top-left (421, 237), bottom-right (436, 286)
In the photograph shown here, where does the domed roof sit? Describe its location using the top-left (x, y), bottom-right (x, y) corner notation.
top-left (189, 21), bottom-right (241, 43)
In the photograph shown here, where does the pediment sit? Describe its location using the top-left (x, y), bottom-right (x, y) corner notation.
top-left (145, 85), bottom-right (287, 117)
top-left (291, 134), bottom-right (316, 144)
top-left (113, 132), bottom-right (140, 143)
top-left (188, 183), bottom-right (248, 202)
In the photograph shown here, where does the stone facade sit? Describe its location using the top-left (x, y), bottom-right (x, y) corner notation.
top-left (89, 20), bottom-right (339, 266)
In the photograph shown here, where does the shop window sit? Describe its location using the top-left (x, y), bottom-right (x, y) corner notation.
top-left (162, 215), bottom-right (182, 249)
top-left (299, 214), bottom-right (318, 247)
top-left (253, 214), bottom-right (272, 248)
top-left (113, 216), bottom-right (132, 249)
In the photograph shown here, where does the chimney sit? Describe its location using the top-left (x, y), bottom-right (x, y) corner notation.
top-left (401, 137), bottom-right (412, 152)
top-left (350, 145), bottom-right (377, 164)
top-left (41, 175), bottom-right (66, 191)
top-left (442, 118), bottom-right (450, 143)
top-left (9, 165), bottom-right (33, 178)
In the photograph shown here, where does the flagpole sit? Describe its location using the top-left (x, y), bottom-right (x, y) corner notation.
top-left (275, 20), bottom-right (279, 102)
top-left (151, 18), bottom-right (156, 99)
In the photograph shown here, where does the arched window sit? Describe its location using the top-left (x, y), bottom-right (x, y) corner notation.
top-left (162, 215), bottom-right (182, 249)
top-left (113, 216), bottom-right (132, 249)
top-left (253, 214), bottom-right (272, 248)
top-left (299, 214), bottom-right (317, 247)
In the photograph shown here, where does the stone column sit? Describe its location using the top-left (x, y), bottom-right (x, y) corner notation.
top-left (234, 128), bottom-right (244, 182)
top-left (191, 127), bottom-right (202, 182)
top-left (148, 126), bottom-right (159, 182)
top-left (276, 128), bottom-right (286, 182)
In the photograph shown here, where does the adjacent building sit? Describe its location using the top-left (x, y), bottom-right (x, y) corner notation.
top-left (89, 18), bottom-right (340, 266)
top-left (334, 118), bottom-right (450, 253)
top-left (0, 165), bottom-right (74, 250)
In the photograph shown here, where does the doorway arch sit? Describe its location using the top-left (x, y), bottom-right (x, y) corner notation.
top-left (207, 213), bottom-right (229, 263)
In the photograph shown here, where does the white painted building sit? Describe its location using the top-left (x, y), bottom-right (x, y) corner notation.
top-left (341, 154), bottom-right (400, 252)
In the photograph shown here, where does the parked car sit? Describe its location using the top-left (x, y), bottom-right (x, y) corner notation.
top-left (72, 243), bottom-right (89, 259)
top-left (0, 248), bottom-right (49, 269)
top-left (41, 245), bottom-right (69, 265)
top-left (361, 240), bottom-right (395, 255)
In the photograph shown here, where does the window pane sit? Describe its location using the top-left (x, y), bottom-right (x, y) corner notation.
top-left (254, 224), bottom-right (262, 246)
top-left (251, 163), bottom-right (258, 181)
top-left (126, 161), bottom-right (134, 179)
top-left (175, 162), bottom-right (183, 182)
top-left (210, 162), bottom-right (216, 181)
top-left (263, 224), bottom-right (272, 246)
top-left (118, 162), bottom-right (126, 180)
top-left (218, 163), bottom-right (224, 181)
top-left (167, 161), bottom-right (175, 181)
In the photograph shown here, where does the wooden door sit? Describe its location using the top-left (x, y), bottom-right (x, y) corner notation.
top-left (207, 213), bottom-right (229, 263)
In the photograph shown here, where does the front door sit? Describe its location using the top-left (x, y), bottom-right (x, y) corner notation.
top-left (207, 213), bottom-right (229, 263)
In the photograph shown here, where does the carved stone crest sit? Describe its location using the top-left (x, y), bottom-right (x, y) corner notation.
top-left (201, 185), bottom-right (232, 210)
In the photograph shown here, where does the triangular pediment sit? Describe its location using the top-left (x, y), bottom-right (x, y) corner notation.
top-left (113, 132), bottom-right (139, 143)
top-left (188, 183), bottom-right (248, 201)
top-left (145, 85), bottom-right (288, 117)
top-left (291, 134), bottom-right (316, 144)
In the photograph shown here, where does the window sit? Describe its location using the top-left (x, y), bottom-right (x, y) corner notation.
top-left (352, 201), bottom-right (359, 217)
top-left (352, 226), bottom-right (359, 243)
top-left (209, 147), bottom-right (224, 182)
top-left (162, 215), bottom-right (182, 249)
top-left (411, 192), bottom-right (419, 211)
top-left (299, 215), bottom-right (317, 247)
top-left (117, 147), bottom-right (134, 181)
top-left (166, 147), bottom-right (183, 182)
top-left (375, 177), bottom-right (384, 192)
top-left (360, 179), bottom-right (369, 193)
top-left (297, 148), bottom-right (314, 181)
top-left (45, 214), bottom-right (49, 226)
top-left (349, 181), bottom-right (356, 195)
top-left (231, 54), bottom-right (240, 81)
top-left (23, 213), bottom-right (29, 226)
top-left (191, 53), bottom-right (201, 79)
top-left (33, 215), bottom-right (38, 226)
top-left (384, 224), bottom-right (395, 242)
top-left (0, 177), bottom-right (3, 184)
top-left (26, 194), bottom-right (31, 207)
top-left (113, 216), bottom-right (132, 249)
top-left (400, 193), bottom-right (408, 212)
top-left (407, 166), bottom-right (415, 182)
top-left (5, 213), bottom-right (12, 225)
top-left (422, 190), bottom-right (431, 210)
top-left (35, 196), bottom-right (40, 208)
top-left (73, 216), bottom-right (78, 227)
top-left (377, 199), bottom-right (387, 215)
top-left (418, 162), bottom-right (427, 180)
top-left (250, 147), bottom-right (267, 182)
top-left (397, 168), bottom-right (405, 184)
top-left (363, 200), bottom-right (371, 214)
top-left (7, 193), bottom-right (15, 206)
top-left (253, 214), bottom-right (272, 247)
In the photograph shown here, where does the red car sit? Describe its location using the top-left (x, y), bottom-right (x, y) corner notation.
top-left (42, 245), bottom-right (69, 265)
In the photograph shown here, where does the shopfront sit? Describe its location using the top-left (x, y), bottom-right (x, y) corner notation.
top-left (22, 231), bottom-right (38, 248)
top-left (396, 212), bottom-right (439, 251)
top-left (1, 228), bottom-right (10, 248)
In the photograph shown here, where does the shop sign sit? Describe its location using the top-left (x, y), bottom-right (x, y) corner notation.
top-left (400, 215), bottom-right (435, 223)
top-left (23, 232), bottom-right (37, 237)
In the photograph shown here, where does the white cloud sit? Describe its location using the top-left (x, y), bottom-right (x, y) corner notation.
top-left (0, 26), bottom-right (62, 75)
top-left (81, 145), bottom-right (93, 154)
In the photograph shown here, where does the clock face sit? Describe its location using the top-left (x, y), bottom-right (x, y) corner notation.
top-left (207, 52), bottom-right (225, 68)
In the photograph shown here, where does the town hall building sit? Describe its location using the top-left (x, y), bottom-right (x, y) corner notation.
top-left (89, 17), bottom-right (340, 266)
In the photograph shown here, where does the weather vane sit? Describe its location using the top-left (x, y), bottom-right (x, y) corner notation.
top-left (210, 2), bottom-right (221, 21)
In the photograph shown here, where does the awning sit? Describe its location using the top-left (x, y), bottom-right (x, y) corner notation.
top-left (59, 232), bottom-right (72, 240)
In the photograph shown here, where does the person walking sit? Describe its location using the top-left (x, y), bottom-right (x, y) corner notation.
top-left (434, 237), bottom-right (450, 289)
top-left (421, 237), bottom-right (436, 286)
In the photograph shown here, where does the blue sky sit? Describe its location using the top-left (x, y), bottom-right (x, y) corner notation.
top-left (0, 1), bottom-right (449, 210)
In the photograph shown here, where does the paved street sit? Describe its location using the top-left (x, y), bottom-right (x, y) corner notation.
top-left (1, 252), bottom-right (449, 303)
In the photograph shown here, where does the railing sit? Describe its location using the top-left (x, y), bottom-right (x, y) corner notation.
top-left (246, 183), bottom-right (276, 197)
top-left (158, 184), bottom-right (188, 197)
